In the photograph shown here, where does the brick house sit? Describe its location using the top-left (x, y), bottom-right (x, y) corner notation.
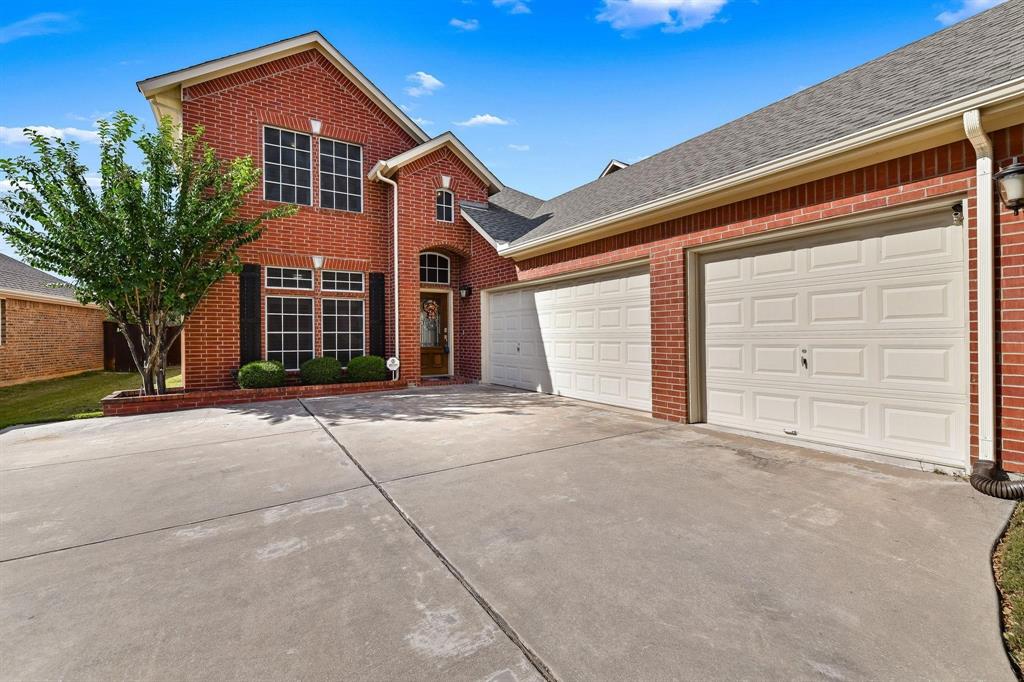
top-left (0, 254), bottom-right (104, 386)
top-left (137, 1), bottom-right (1024, 472)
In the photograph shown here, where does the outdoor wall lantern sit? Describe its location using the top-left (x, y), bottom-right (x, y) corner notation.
top-left (996, 157), bottom-right (1024, 215)
top-left (311, 255), bottom-right (325, 269)
top-left (459, 284), bottom-right (472, 299)
top-left (309, 119), bottom-right (322, 135)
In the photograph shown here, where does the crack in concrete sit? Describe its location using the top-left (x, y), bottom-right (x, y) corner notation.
top-left (298, 398), bottom-right (559, 682)
top-left (0, 482), bottom-right (374, 563)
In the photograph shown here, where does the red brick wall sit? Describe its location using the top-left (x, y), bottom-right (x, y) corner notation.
top-left (0, 297), bottom-right (105, 386)
top-left (180, 49), bottom-right (414, 388)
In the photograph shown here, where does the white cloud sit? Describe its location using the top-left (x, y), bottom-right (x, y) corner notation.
top-left (507, 143), bottom-right (530, 151)
top-left (0, 125), bottom-right (100, 145)
top-left (405, 71), bottom-right (444, 97)
top-left (450, 17), bottom-right (480, 30)
top-left (597, 0), bottom-right (727, 32)
top-left (936, 0), bottom-right (1003, 25)
top-left (0, 12), bottom-right (77, 44)
top-left (493, 0), bottom-right (531, 14)
top-left (413, 117), bottom-right (433, 126)
top-left (455, 114), bottom-right (510, 127)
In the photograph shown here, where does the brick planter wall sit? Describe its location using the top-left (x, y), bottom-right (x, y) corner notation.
top-left (101, 379), bottom-right (411, 417)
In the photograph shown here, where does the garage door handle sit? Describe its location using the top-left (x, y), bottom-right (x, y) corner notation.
top-left (801, 357), bottom-right (808, 369)
top-left (516, 343), bottom-right (521, 353)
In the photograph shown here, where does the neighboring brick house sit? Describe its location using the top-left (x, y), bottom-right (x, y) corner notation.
top-left (0, 254), bottom-right (104, 386)
top-left (138, 1), bottom-right (1024, 472)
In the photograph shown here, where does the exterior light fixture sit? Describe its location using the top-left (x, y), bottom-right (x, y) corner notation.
top-left (311, 255), bottom-right (325, 269)
top-left (310, 119), bottom-right (322, 135)
top-left (459, 284), bottom-right (472, 299)
top-left (996, 157), bottom-right (1024, 215)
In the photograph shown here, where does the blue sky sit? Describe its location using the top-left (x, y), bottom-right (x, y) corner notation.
top-left (0, 0), bottom-right (1005, 258)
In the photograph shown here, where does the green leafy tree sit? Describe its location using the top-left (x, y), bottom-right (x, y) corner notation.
top-left (0, 112), bottom-right (295, 395)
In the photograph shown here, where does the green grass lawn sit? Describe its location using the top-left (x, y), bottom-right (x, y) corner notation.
top-left (0, 367), bottom-right (182, 429)
top-left (996, 503), bottom-right (1024, 672)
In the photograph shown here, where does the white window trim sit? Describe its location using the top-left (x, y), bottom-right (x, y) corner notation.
top-left (262, 124), bottom-right (313, 207)
top-left (265, 295), bottom-right (315, 371)
top-left (320, 269), bottom-right (365, 293)
top-left (318, 136), bottom-right (364, 214)
top-left (321, 297), bottom-right (365, 368)
top-left (265, 266), bottom-right (314, 290)
top-left (435, 189), bottom-right (455, 223)
top-left (419, 251), bottom-right (451, 285)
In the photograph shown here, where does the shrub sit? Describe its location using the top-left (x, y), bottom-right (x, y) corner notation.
top-left (346, 355), bottom-right (387, 382)
top-left (237, 360), bottom-right (286, 389)
top-left (300, 356), bottom-right (342, 385)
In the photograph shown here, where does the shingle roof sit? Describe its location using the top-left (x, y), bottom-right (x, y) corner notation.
top-left (0, 253), bottom-right (77, 300)
top-left (464, 0), bottom-right (1024, 248)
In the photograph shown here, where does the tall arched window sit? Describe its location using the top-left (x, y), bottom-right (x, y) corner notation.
top-left (420, 252), bottom-right (450, 284)
top-left (435, 189), bottom-right (454, 222)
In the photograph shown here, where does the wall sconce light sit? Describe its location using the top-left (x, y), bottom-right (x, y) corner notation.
top-left (310, 119), bottom-right (322, 135)
top-left (996, 157), bottom-right (1024, 215)
top-left (459, 284), bottom-right (472, 299)
top-left (311, 255), bottom-right (325, 269)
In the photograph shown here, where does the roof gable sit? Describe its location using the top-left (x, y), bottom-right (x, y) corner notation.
top-left (137, 32), bottom-right (428, 144)
top-left (371, 132), bottom-right (503, 194)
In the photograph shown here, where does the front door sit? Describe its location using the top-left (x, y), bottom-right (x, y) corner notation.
top-left (420, 291), bottom-right (450, 376)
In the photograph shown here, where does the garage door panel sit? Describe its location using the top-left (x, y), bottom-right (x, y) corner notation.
top-left (487, 267), bottom-right (652, 411)
top-left (704, 213), bottom-right (968, 467)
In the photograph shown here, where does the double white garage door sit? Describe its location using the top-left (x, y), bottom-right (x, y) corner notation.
top-left (485, 209), bottom-right (968, 468)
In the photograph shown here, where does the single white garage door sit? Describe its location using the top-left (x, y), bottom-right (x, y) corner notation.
top-left (701, 212), bottom-right (968, 467)
top-left (486, 266), bottom-right (651, 411)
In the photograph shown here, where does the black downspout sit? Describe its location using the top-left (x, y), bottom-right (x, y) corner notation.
top-left (971, 461), bottom-right (1024, 500)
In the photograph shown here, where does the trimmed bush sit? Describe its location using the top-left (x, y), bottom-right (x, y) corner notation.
top-left (237, 360), bottom-right (286, 389)
top-left (346, 355), bottom-right (387, 382)
top-left (300, 356), bottom-right (342, 385)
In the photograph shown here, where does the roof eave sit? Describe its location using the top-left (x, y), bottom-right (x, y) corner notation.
top-left (500, 77), bottom-right (1024, 261)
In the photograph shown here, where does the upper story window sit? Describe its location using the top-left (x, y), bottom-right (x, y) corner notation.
top-left (321, 270), bottom-right (364, 292)
top-left (264, 127), bottom-right (311, 206)
top-left (320, 139), bottom-right (362, 212)
top-left (266, 266), bottom-right (313, 290)
top-left (435, 189), bottom-right (454, 223)
top-left (420, 252), bottom-right (450, 284)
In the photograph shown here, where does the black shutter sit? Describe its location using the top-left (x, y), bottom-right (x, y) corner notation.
top-left (239, 264), bottom-right (261, 365)
top-left (368, 272), bottom-right (386, 357)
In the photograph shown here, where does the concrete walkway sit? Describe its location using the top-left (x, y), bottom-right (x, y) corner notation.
top-left (0, 385), bottom-right (1015, 680)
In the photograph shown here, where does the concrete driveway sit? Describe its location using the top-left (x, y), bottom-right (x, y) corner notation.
top-left (0, 385), bottom-right (1015, 680)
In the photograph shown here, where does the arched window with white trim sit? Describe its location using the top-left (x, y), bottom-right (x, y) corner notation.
top-left (420, 252), bottom-right (450, 284)
top-left (435, 189), bottom-right (454, 222)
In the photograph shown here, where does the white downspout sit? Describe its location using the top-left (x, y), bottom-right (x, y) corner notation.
top-left (964, 109), bottom-right (995, 465)
top-left (370, 164), bottom-right (401, 380)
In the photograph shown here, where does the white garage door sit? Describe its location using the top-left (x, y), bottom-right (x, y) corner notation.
top-left (487, 267), bottom-right (651, 411)
top-left (702, 212), bottom-right (968, 467)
